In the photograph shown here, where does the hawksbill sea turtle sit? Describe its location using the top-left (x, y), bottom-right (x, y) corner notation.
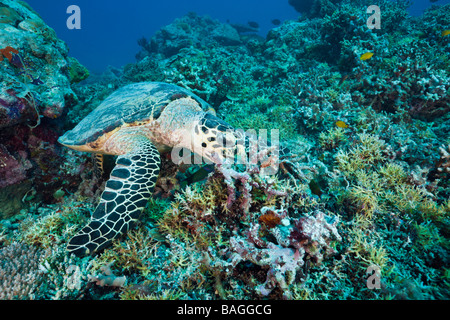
top-left (59, 82), bottom-right (293, 256)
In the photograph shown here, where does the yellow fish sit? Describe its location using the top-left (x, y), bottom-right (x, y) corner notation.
top-left (336, 120), bottom-right (349, 128)
top-left (441, 30), bottom-right (450, 37)
top-left (360, 52), bottom-right (374, 61)
top-left (206, 107), bottom-right (216, 116)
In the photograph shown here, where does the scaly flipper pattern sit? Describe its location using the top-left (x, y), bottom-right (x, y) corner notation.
top-left (67, 137), bottom-right (160, 256)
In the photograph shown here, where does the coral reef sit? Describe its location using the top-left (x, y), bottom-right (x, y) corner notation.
top-left (288, 0), bottom-right (315, 14)
top-left (0, 0), bottom-right (79, 124)
top-left (0, 242), bottom-right (48, 299)
top-left (136, 12), bottom-right (241, 60)
top-left (0, 0), bottom-right (449, 301)
top-left (88, 261), bottom-right (127, 288)
top-left (0, 0), bottom-right (92, 218)
top-left (230, 209), bottom-right (340, 298)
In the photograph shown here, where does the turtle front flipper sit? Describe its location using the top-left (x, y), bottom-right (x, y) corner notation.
top-left (67, 138), bottom-right (160, 256)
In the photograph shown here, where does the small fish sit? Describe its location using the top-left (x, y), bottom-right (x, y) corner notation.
top-left (336, 120), bottom-right (349, 128)
top-left (248, 21), bottom-right (259, 29)
top-left (309, 179), bottom-right (323, 197)
top-left (271, 19), bottom-right (281, 26)
top-left (360, 52), bottom-right (374, 61)
top-left (441, 30), bottom-right (450, 37)
top-left (206, 107), bottom-right (216, 116)
top-left (339, 73), bottom-right (350, 85)
top-left (180, 164), bottom-right (215, 189)
top-left (9, 52), bottom-right (27, 70)
top-left (147, 227), bottom-right (167, 242)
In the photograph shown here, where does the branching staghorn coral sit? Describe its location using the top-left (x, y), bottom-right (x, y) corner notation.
top-left (437, 144), bottom-right (450, 174)
top-left (0, 242), bottom-right (92, 299)
top-left (0, 242), bottom-right (49, 299)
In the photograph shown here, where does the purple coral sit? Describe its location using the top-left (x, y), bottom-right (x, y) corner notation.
top-left (0, 89), bottom-right (39, 129)
top-left (230, 237), bottom-right (304, 298)
top-left (229, 209), bottom-right (341, 298)
top-left (0, 144), bottom-right (32, 188)
top-left (289, 211), bottom-right (341, 263)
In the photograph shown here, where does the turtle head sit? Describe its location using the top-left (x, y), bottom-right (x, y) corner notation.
top-left (187, 113), bottom-right (283, 175)
top-left (58, 129), bottom-right (102, 153)
top-left (189, 113), bottom-right (245, 165)
top-left (58, 130), bottom-right (79, 148)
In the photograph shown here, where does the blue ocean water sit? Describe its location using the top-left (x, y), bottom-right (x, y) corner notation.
top-left (26, 0), bottom-right (450, 72)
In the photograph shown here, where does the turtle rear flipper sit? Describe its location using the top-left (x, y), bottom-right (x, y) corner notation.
top-left (93, 154), bottom-right (104, 178)
top-left (67, 137), bottom-right (160, 256)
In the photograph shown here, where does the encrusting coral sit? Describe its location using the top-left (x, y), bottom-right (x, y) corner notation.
top-left (230, 209), bottom-right (340, 298)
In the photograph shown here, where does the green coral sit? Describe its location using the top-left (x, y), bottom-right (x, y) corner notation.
top-left (67, 57), bottom-right (89, 83)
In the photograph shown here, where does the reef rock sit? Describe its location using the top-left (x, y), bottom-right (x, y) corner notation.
top-left (0, 0), bottom-right (86, 128)
top-left (0, 0), bottom-right (89, 217)
top-left (136, 12), bottom-right (241, 60)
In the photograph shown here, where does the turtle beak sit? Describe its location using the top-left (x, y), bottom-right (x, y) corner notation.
top-left (58, 131), bottom-right (74, 147)
top-left (57, 130), bottom-right (101, 153)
